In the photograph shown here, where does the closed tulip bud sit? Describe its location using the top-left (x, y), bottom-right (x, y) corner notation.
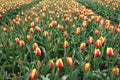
top-left (66, 57), bottom-right (73, 67)
top-left (72, 24), bottom-right (76, 30)
top-left (76, 27), bottom-right (80, 35)
top-left (94, 29), bottom-right (99, 36)
top-left (84, 63), bottom-right (90, 72)
top-left (95, 39), bottom-right (102, 48)
top-left (35, 26), bottom-right (41, 32)
top-left (44, 31), bottom-right (49, 38)
top-left (99, 36), bottom-right (106, 45)
top-left (10, 27), bottom-right (14, 32)
top-left (82, 21), bottom-right (87, 28)
top-left (56, 58), bottom-right (63, 69)
top-left (19, 40), bottom-right (25, 48)
top-left (100, 19), bottom-right (104, 26)
top-left (79, 15), bottom-right (83, 20)
top-left (64, 40), bottom-right (69, 48)
top-left (35, 18), bottom-right (40, 24)
top-left (3, 27), bottom-right (7, 32)
top-left (34, 47), bottom-right (41, 57)
top-left (88, 37), bottom-right (94, 45)
top-left (31, 22), bottom-right (35, 28)
top-left (96, 16), bottom-right (100, 22)
top-left (94, 49), bottom-right (101, 57)
top-left (80, 43), bottom-right (86, 50)
top-left (37, 60), bottom-right (41, 69)
top-left (30, 69), bottom-right (38, 80)
top-left (49, 60), bottom-right (54, 69)
top-left (64, 31), bottom-right (69, 38)
top-left (29, 28), bottom-right (34, 34)
top-left (91, 16), bottom-right (94, 21)
top-left (15, 38), bottom-right (20, 44)
top-left (112, 67), bottom-right (119, 76)
top-left (27, 35), bottom-right (32, 41)
top-left (33, 43), bottom-right (38, 50)
top-left (106, 47), bottom-right (113, 57)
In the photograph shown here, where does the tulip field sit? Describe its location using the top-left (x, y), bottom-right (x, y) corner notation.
top-left (0, 0), bottom-right (120, 80)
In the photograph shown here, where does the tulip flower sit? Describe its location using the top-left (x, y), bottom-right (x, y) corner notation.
top-left (29, 28), bottom-right (34, 34)
top-left (19, 40), bottom-right (25, 48)
top-left (76, 27), bottom-right (80, 35)
top-left (94, 49), bottom-right (101, 57)
top-left (49, 60), bottom-right (54, 69)
top-left (35, 26), bottom-right (41, 32)
top-left (15, 38), bottom-right (20, 44)
top-left (106, 47), bottom-right (113, 57)
top-left (27, 35), bottom-right (33, 41)
top-left (44, 31), bottom-right (49, 38)
top-left (56, 58), bottom-right (63, 69)
top-left (33, 43), bottom-right (38, 50)
top-left (34, 47), bottom-right (41, 57)
top-left (80, 43), bottom-right (86, 51)
top-left (95, 39), bottom-right (102, 48)
top-left (30, 69), bottom-right (38, 80)
top-left (88, 37), bottom-right (94, 45)
top-left (64, 40), bottom-right (69, 48)
top-left (84, 63), bottom-right (90, 72)
top-left (31, 22), bottom-right (35, 28)
top-left (112, 67), bottom-right (119, 76)
top-left (66, 57), bottom-right (73, 67)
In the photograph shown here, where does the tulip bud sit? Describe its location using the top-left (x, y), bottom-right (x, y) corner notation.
top-left (64, 31), bottom-right (69, 38)
top-left (99, 36), bottom-right (106, 45)
top-left (27, 35), bottom-right (32, 41)
top-left (15, 38), bottom-right (20, 44)
top-left (94, 49), bottom-right (101, 57)
top-left (82, 21), bottom-right (87, 28)
top-left (88, 37), bottom-right (94, 45)
top-left (80, 43), bottom-right (86, 51)
top-left (64, 40), bottom-right (69, 48)
top-left (19, 40), bottom-right (25, 48)
top-left (10, 27), bottom-right (14, 32)
top-left (33, 43), bottom-right (38, 50)
top-left (106, 47), bottom-right (113, 57)
top-left (34, 47), bottom-right (41, 57)
top-left (30, 69), bottom-right (38, 80)
top-left (56, 58), bottom-right (63, 69)
top-left (84, 63), bottom-right (90, 72)
top-left (94, 29), bottom-right (99, 36)
top-left (29, 28), bottom-right (34, 34)
top-left (35, 26), bottom-right (41, 32)
top-left (66, 57), bottom-right (73, 67)
top-left (112, 67), bottom-right (119, 76)
top-left (3, 27), bottom-right (7, 32)
top-left (49, 60), bottom-right (54, 69)
top-left (76, 27), bottom-right (80, 35)
top-left (44, 31), bottom-right (49, 38)
top-left (31, 22), bottom-right (35, 28)
top-left (95, 39), bottom-right (102, 48)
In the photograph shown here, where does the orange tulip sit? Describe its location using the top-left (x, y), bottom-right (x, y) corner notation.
top-left (88, 37), bottom-right (94, 45)
top-left (3, 27), bottom-right (7, 32)
top-left (30, 69), bottom-right (38, 80)
top-left (29, 28), bottom-right (34, 34)
top-left (64, 40), bottom-right (69, 48)
top-left (31, 22), bottom-right (35, 28)
top-left (19, 40), bottom-right (25, 48)
top-left (84, 63), bottom-right (90, 72)
top-left (94, 49), bottom-right (101, 57)
top-left (95, 39), bottom-right (102, 48)
top-left (49, 60), bottom-right (54, 69)
top-left (99, 36), bottom-right (106, 45)
top-left (33, 43), bottom-right (38, 50)
top-left (64, 31), bottom-right (69, 38)
top-left (112, 67), bottom-right (119, 76)
top-left (15, 38), bottom-right (20, 44)
top-left (10, 27), bottom-right (14, 32)
top-left (76, 27), bottom-right (80, 35)
top-left (35, 26), bottom-right (41, 32)
top-left (106, 47), bottom-right (113, 57)
top-left (34, 47), bottom-right (41, 57)
top-left (66, 57), bottom-right (73, 67)
top-left (27, 35), bottom-right (32, 41)
top-left (80, 43), bottom-right (86, 51)
top-left (82, 21), bottom-right (87, 28)
top-left (94, 29), bottom-right (99, 36)
top-left (56, 58), bottom-right (63, 69)
top-left (44, 31), bottom-right (49, 38)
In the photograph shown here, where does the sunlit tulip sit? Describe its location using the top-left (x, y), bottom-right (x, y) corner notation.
top-left (95, 39), bottom-right (102, 48)
top-left (56, 58), bottom-right (64, 69)
top-left (66, 57), bottom-right (73, 67)
top-left (27, 35), bottom-right (32, 41)
top-left (64, 40), bottom-right (69, 48)
top-left (64, 31), bottom-right (69, 38)
top-left (82, 21), bottom-right (87, 28)
top-left (106, 47), bottom-right (113, 57)
top-left (99, 36), bottom-right (106, 44)
top-left (31, 22), bottom-right (35, 28)
top-left (80, 43), bottom-right (86, 51)
top-left (3, 27), bottom-right (7, 32)
top-left (94, 49), bottom-right (101, 57)
top-left (29, 28), bottom-right (34, 34)
top-left (76, 27), bottom-right (80, 35)
top-left (112, 67), bottom-right (119, 76)
top-left (44, 31), bottom-right (49, 38)
top-left (49, 60), bottom-right (54, 69)
top-left (84, 63), bottom-right (90, 72)
top-left (34, 47), bottom-right (41, 57)
top-left (30, 69), bottom-right (38, 80)
top-left (19, 40), bottom-right (25, 48)
top-left (94, 29), bottom-right (99, 36)
top-left (33, 43), bottom-right (38, 50)
top-left (15, 38), bottom-right (20, 44)
top-left (88, 37), bottom-right (94, 45)
top-left (35, 26), bottom-right (41, 32)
